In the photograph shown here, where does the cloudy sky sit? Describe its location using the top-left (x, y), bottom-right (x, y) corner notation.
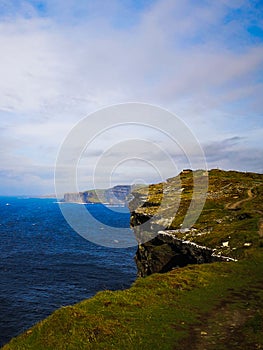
top-left (0, 0), bottom-right (262, 195)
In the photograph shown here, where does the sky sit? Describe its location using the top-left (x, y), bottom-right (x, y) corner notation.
top-left (0, 0), bottom-right (262, 195)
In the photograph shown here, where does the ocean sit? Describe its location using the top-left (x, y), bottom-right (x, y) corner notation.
top-left (0, 197), bottom-right (137, 347)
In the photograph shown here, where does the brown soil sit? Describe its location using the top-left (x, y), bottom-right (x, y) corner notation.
top-left (179, 281), bottom-right (263, 350)
top-left (226, 189), bottom-right (253, 210)
top-left (258, 218), bottom-right (263, 238)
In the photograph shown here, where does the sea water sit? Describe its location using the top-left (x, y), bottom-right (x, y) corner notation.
top-left (0, 197), bottom-right (137, 346)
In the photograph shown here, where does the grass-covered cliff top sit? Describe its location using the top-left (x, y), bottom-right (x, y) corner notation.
top-left (130, 169), bottom-right (263, 260)
top-left (2, 169), bottom-right (263, 349)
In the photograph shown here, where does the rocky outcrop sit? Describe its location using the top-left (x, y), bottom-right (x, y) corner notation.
top-left (129, 169), bottom-right (263, 277)
top-left (135, 231), bottom-right (236, 277)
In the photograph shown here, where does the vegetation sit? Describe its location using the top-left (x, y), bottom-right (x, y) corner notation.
top-left (2, 169), bottom-right (263, 349)
top-left (131, 169), bottom-right (263, 260)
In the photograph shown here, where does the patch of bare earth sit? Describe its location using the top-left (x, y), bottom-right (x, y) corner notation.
top-left (258, 218), bottom-right (263, 238)
top-left (179, 282), bottom-right (263, 350)
top-left (226, 189), bottom-right (253, 210)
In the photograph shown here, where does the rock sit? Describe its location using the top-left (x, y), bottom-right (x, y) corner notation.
top-left (128, 169), bottom-right (256, 277)
top-left (134, 230), bottom-right (236, 277)
top-left (236, 213), bottom-right (252, 220)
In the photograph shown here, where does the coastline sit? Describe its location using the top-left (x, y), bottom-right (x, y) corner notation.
top-left (2, 169), bottom-right (263, 349)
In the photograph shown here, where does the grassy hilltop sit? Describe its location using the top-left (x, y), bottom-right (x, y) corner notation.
top-left (2, 169), bottom-right (263, 350)
top-left (130, 169), bottom-right (263, 260)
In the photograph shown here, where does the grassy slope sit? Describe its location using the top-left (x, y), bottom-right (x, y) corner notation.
top-left (2, 170), bottom-right (263, 350)
top-left (131, 169), bottom-right (263, 260)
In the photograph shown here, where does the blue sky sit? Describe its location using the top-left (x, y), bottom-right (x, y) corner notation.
top-left (0, 0), bottom-right (262, 195)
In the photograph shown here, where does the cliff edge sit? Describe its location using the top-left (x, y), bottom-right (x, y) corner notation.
top-left (129, 169), bottom-right (263, 276)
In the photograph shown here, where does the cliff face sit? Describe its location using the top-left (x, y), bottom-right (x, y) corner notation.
top-left (64, 192), bottom-right (85, 203)
top-left (135, 231), bottom-right (236, 277)
top-left (64, 185), bottom-right (132, 204)
top-left (129, 169), bottom-right (263, 277)
top-left (105, 185), bottom-right (132, 203)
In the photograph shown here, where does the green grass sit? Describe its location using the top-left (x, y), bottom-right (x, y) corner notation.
top-left (131, 169), bottom-right (263, 259)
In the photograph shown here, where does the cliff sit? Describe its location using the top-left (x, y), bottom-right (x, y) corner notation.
top-left (63, 185), bottom-right (132, 205)
top-left (129, 169), bottom-right (263, 276)
top-left (135, 231), bottom-right (237, 277)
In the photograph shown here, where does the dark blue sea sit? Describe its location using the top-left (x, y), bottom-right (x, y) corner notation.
top-left (0, 197), bottom-right (137, 347)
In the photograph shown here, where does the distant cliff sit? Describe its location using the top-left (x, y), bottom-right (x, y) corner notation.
top-left (64, 185), bottom-right (132, 205)
top-left (129, 169), bottom-right (263, 276)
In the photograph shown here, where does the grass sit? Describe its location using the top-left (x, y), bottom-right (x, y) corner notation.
top-left (131, 169), bottom-right (263, 260)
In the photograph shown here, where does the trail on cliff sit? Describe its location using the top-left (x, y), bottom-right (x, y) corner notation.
top-left (180, 279), bottom-right (263, 350)
top-left (225, 188), bottom-right (263, 238)
top-left (225, 188), bottom-right (253, 210)
top-left (258, 218), bottom-right (263, 238)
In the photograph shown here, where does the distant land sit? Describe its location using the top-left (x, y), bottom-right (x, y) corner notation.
top-left (63, 185), bottom-right (134, 205)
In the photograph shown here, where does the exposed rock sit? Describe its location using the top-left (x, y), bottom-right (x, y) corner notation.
top-left (64, 192), bottom-right (84, 203)
top-left (129, 169), bottom-right (263, 277)
top-left (135, 230), bottom-right (236, 277)
top-left (236, 213), bottom-right (252, 220)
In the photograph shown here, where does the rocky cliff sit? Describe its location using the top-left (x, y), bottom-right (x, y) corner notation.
top-left (64, 185), bottom-right (132, 204)
top-left (135, 231), bottom-right (236, 277)
top-left (129, 169), bottom-right (263, 276)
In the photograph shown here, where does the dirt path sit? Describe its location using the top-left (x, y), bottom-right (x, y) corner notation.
top-left (226, 189), bottom-right (263, 238)
top-left (180, 280), bottom-right (263, 350)
top-left (226, 189), bottom-right (253, 210)
top-left (258, 218), bottom-right (263, 238)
